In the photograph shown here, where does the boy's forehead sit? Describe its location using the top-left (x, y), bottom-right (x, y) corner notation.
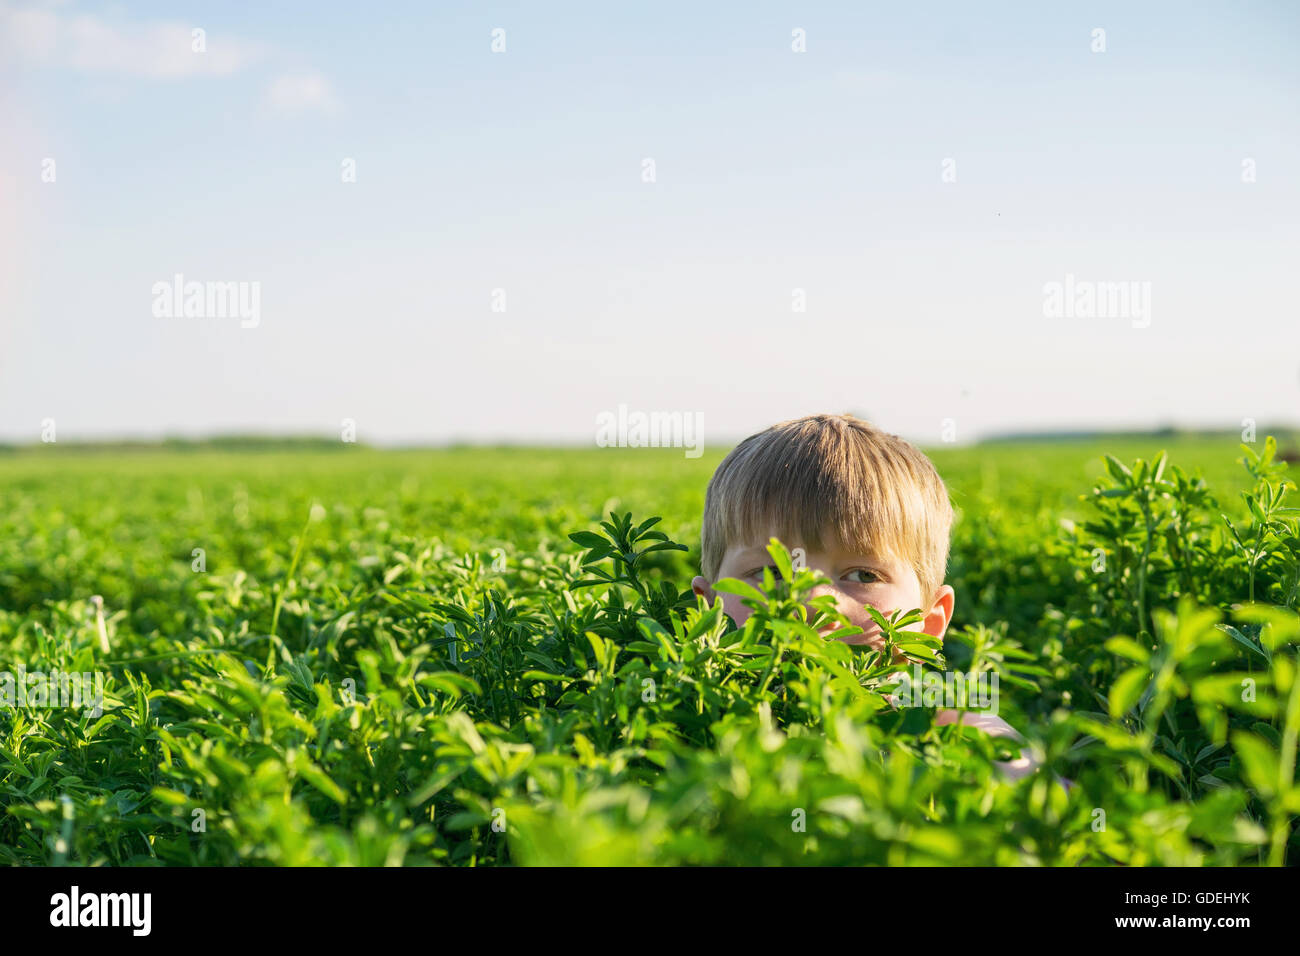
top-left (723, 538), bottom-right (898, 564)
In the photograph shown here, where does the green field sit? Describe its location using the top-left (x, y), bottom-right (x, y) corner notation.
top-left (1, 435), bottom-right (1298, 865)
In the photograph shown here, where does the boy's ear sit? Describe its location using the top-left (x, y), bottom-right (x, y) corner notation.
top-left (922, 585), bottom-right (955, 639)
top-left (691, 576), bottom-right (713, 600)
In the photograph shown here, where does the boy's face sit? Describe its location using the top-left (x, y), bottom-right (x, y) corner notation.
top-left (692, 531), bottom-right (954, 648)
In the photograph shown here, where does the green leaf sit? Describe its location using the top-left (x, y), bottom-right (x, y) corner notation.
top-left (1104, 455), bottom-right (1134, 484)
top-left (711, 577), bottom-right (767, 605)
top-left (766, 538), bottom-right (795, 584)
top-left (1230, 731), bottom-right (1280, 797)
top-left (1109, 667), bottom-right (1150, 718)
top-left (1104, 636), bottom-right (1150, 664)
top-left (568, 531), bottom-right (610, 549)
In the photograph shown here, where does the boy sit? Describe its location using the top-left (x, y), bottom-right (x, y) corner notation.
top-left (690, 413), bottom-right (1038, 780)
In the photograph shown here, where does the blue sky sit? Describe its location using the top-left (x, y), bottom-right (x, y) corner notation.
top-left (2, 0), bottom-right (1298, 446)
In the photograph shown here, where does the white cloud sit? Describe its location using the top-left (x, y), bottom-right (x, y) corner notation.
top-left (263, 71), bottom-right (339, 114)
top-left (0, 2), bottom-right (267, 77)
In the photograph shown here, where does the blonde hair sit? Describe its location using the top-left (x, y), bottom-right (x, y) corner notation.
top-left (700, 414), bottom-right (953, 601)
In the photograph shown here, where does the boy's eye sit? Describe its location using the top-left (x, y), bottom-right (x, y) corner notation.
top-left (843, 568), bottom-right (880, 584)
top-left (747, 565), bottom-right (781, 579)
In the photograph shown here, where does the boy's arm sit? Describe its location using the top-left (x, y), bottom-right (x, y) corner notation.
top-left (887, 698), bottom-right (1072, 788)
top-left (934, 709), bottom-right (1037, 780)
